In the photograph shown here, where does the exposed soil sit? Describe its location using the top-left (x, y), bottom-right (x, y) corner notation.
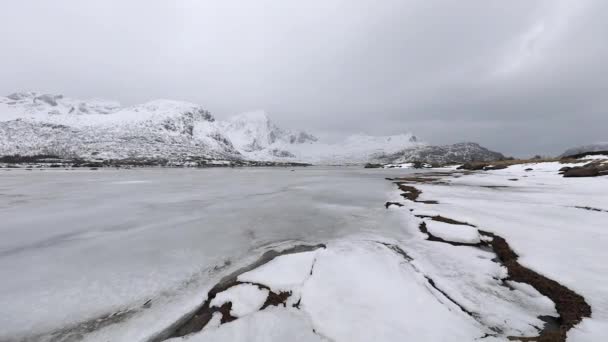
top-left (391, 174), bottom-right (592, 342)
top-left (260, 290), bottom-right (292, 309)
top-left (395, 183), bottom-right (439, 204)
top-left (481, 230), bottom-right (591, 341)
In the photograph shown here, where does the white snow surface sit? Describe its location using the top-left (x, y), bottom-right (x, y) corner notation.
top-left (424, 219), bottom-right (481, 244)
top-left (184, 236), bottom-right (558, 342)
top-left (299, 241), bottom-right (482, 342)
top-left (210, 284), bottom-right (269, 317)
top-left (405, 161), bottom-right (608, 341)
top-left (238, 251), bottom-right (318, 291)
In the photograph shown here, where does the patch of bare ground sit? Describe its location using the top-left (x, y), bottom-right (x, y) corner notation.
top-left (156, 244), bottom-right (325, 341)
top-left (395, 183), bottom-right (439, 204)
top-left (390, 176), bottom-right (591, 342)
top-left (482, 230), bottom-right (591, 341)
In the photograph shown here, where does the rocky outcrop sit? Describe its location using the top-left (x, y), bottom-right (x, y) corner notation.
top-left (561, 143), bottom-right (608, 158)
top-left (376, 142), bottom-right (505, 166)
top-left (561, 162), bottom-right (608, 178)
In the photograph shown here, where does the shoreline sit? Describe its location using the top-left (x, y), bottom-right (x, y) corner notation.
top-left (387, 172), bottom-right (591, 341)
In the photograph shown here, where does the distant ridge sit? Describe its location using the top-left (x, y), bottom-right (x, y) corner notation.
top-left (0, 92), bottom-right (421, 164)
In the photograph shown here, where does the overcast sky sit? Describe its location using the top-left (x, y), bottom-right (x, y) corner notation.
top-left (1, 0), bottom-right (606, 156)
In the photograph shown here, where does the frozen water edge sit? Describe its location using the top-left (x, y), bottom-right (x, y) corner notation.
top-left (160, 235), bottom-right (558, 342)
top-left (0, 167), bottom-right (412, 341)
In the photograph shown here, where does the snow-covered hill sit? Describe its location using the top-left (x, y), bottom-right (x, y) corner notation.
top-left (374, 142), bottom-right (505, 165)
top-left (0, 92), bottom-right (241, 161)
top-left (0, 92), bottom-right (423, 165)
top-left (561, 142), bottom-right (608, 158)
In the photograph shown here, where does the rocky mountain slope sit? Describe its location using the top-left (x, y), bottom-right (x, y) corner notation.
top-left (561, 142), bottom-right (608, 158)
top-left (373, 142), bottom-right (505, 165)
top-left (0, 93), bottom-right (241, 162)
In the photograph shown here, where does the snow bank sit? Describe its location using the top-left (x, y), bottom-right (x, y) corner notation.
top-left (210, 284), bottom-right (269, 317)
top-left (424, 219), bottom-right (481, 244)
top-left (238, 251), bottom-right (318, 291)
top-left (300, 241), bottom-right (483, 342)
top-left (407, 161), bottom-right (608, 341)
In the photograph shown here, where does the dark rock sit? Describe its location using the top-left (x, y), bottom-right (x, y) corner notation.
top-left (375, 142), bottom-right (505, 166)
top-left (561, 142), bottom-right (608, 158)
top-left (457, 162), bottom-right (487, 170)
top-left (563, 167), bottom-right (599, 178)
top-left (364, 163), bottom-right (383, 169)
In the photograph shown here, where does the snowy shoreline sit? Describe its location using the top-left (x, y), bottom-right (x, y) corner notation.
top-left (151, 162), bottom-right (606, 342)
top-left (383, 161), bottom-right (608, 341)
top-left (387, 171), bottom-right (591, 341)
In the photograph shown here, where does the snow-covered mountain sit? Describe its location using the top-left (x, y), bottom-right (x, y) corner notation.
top-left (374, 142), bottom-right (505, 165)
top-left (0, 92), bottom-right (240, 161)
top-left (218, 110), bottom-right (318, 158)
top-left (0, 92), bottom-right (422, 164)
top-left (219, 110), bottom-right (420, 164)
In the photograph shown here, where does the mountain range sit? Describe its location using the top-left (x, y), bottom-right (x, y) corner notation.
top-left (0, 92), bottom-right (504, 165)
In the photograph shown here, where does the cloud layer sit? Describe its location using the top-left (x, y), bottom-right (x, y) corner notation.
top-left (1, 0), bottom-right (606, 156)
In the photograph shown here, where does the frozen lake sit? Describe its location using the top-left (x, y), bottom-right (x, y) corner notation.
top-left (0, 167), bottom-right (413, 340)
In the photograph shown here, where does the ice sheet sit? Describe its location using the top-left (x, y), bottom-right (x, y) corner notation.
top-left (0, 167), bottom-right (412, 340)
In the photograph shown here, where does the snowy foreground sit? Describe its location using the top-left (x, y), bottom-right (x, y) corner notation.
top-left (1, 164), bottom-right (606, 341)
top-left (390, 160), bottom-right (608, 341)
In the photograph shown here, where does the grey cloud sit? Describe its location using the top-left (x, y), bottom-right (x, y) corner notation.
top-left (0, 0), bottom-right (606, 156)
